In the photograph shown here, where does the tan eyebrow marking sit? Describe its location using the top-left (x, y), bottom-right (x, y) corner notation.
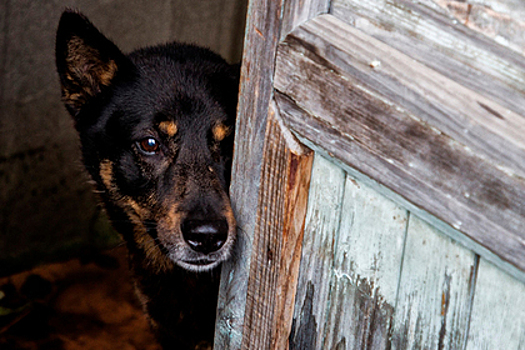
top-left (159, 120), bottom-right (178, 137)
top-left (212, 124), bottom-right (231, 142)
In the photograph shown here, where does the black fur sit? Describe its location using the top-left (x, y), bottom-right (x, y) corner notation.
top-left (56, 9), bottom-right (239, 349)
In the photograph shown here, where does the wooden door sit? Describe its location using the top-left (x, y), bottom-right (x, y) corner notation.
top-left (215, 0), bottom-right (525, 349)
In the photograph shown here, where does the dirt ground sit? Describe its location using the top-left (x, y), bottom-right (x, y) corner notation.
top-left (0, 246), bottom-right (161, 350)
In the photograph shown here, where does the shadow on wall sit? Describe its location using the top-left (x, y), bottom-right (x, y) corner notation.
top-left (0, 0), bottom-right (247, 275)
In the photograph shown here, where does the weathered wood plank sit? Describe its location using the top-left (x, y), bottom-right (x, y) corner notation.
top-left (331, 0), bottom-right (525, 118)
top-left (239, 111), bottom-right (288, 350)
top-left (432, 0), bottom-right (525, 54)
top-left (280, 0), bottom-right (331, 40)
top-left (216, 0), bottom-right (335, 349)
top-left (270, 106), bottom-right (314, 350)
top-left (277, 14), bottom-right (525, 178)
top-left (274, 14), bottom-right (525, 274)
top-left (447, 0), bottom-right (525, 23)
top-left (322, 173), bottom-right (408, 349)
top-left (392, 216), bottom-right (477, 349)
top-left (222, 105), bottom-right (313, 350)
top-left (465, 259), bottom-right (525, 350)
top-left (215, 0), bottom-right (285, 347)
top-left (289, 154), bottom-right (346, 350)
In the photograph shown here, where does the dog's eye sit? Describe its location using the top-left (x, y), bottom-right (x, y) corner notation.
top-left (137, 137), bottom-right (160, 155)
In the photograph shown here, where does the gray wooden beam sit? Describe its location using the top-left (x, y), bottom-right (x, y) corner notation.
top-left (331, 0), bottom-right (525, 118)
top-left (214, 0), bottom-right (285, 347)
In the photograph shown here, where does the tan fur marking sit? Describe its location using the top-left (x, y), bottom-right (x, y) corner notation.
top-left (125, 198), bottom-right (149, 220)
top-left (119, 197), bottom-right (173, 273)
top-left (99, 160), bottom-right (116, 193)
top-left (134, 228), bottom-right (174, 273)
top-left (159, 120), bottom-right (178, 137)
top-left (64, 36), bottom-right (118, 109)
top-left (124, 199), bottom-right (174, 273)
top-left (98, 59), bottom-right (118, 86)
top-left (222, 194), bottom-right (237, 231)
top-left (99, 160), bottom-right (173, 273)
top-left (165, 204), bottom-right (182, 230)
top-left (212, 124), bottom-right (230, 142)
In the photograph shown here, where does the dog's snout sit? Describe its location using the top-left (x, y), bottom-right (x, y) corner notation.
top-left (181, 219), bottom-right (228, 254)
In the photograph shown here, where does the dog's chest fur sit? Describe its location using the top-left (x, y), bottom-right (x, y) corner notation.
top-left (56, 10), bottom-right (239, 349)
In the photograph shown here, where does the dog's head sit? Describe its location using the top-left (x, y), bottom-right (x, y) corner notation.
top-left (55, 10), bottom-right (238, 272)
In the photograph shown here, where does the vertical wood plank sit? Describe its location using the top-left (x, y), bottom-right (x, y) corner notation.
top-left (215, 0), bottom-right (284, 347)
top-left (322, 174), bottom-right (408, 350)
top-left (217, 100), bottom-right (314, 350)
top-left (465, 259), bottom-right (525, 350)
top-left (392, 216), bottom-right (477, 349)
top-left (217, 0), bottom-right (330, 348)
top-left (239, 107), bottom-right (313, 350)
top-left (289, 155), bottom-right (346, 350)
top-left (270, 107), bottom-right (314, 350)
top-left (240, 110), bottom-right (287, 350)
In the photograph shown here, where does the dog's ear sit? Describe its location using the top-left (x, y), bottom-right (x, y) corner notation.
top-left (55, 9), bottom-right (132, 117)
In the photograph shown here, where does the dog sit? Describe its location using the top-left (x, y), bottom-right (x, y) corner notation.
top-left (55, 9), bottom-right (239, 349)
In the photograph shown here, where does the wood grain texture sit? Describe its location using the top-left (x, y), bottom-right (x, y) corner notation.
top-left (465, 259), bottom-right (525, 350)
top-left (322, 172), bottom-right (408, 349)
top-left (392, 216), bottom-right (477, 349)
top-left (276, 14), bottom-right (525, 178)
top-left (217, 1), bottom-right (332, 348)
top-left (274, 14), bottom-right (525, 274)
top-left (240, 109), bottom-right (313, 350)
top-left (446, 0), bottom-right (525, 24)
top-left (331, 0), bottom-right (525, 118)
top-left (432, 0), bottom-right (525, 55)
top-left (219, 1), bottom-right (525, 349)
top-left (218, 99), bottom-right (313, 350)
top-left (215, 0), bottom-right (285, 347)
top-left (270, 107), bottom-right (314, 350)
top-left (280, 0), bottom-right (331, 40)
top-left (240, 111), bottom-right (286, 350)
top-left (289, 155), bottom-right (346, 350)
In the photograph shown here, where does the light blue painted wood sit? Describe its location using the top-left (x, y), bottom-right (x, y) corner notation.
top-left (322, 173), bottom-right (408, 349)
top-left (392, 216), bottom-right (477, 349)
top-left (290, 154), bottom-right (346, 350)
top-left (290, 152), bottom-right (525, 349)
top-left (465, 259), bottom-right (525, 350)
top-left (295, 136), bottom-right (525, 284)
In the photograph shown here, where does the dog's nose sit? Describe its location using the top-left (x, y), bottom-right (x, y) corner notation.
top-left (181, 219), bottom-right (228, 254)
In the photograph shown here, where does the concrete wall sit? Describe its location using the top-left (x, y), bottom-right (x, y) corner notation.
top-left (0, 0), bottom-right (247, 275)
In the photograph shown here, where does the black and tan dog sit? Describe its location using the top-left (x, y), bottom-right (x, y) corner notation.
top-left (55, 9), bottom-right (239, 349)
